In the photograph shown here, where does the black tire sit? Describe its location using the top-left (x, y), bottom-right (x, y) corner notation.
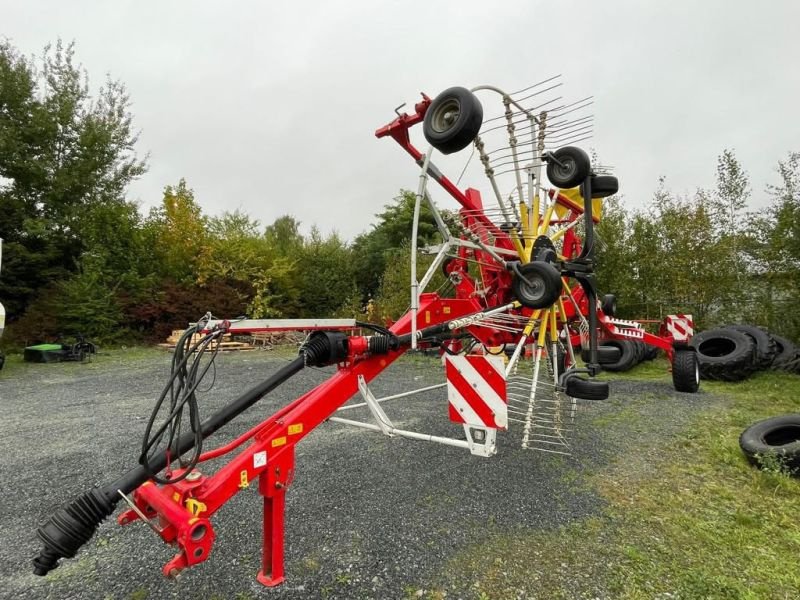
top-left (590, 175), bottom-right (619, 198)
top-left (546, 146), bottom-right (591, 189)
top-left (511, 261), bottom-right (563, 309)
top-left (632, 340), bottom-right (646, 363)
top-left (672, 349), bottom-right (700, 393)
top-left (727, 325), bottom-right (776, 370)
top-left (643, 344), bottom-right (660, 361)
top-left (739, 414), bottom-right (800, 474)
top-left (770, 334), bottom-right (797, 371)
top-left (564, 374), bottom-right (609, 400)
top-left (596, 340), bottom-right (638, 372)
top-left (600, 293), bottom-right (617, 317)
top-left (581, 345), bottom-right (622, 365)
top-left (690, 327), bottom-right (757, 381)
top-left (423, 87), bottom-right (483, 155)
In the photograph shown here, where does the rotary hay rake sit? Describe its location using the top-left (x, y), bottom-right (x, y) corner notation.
top-left (32, 78), bottom-right (699, 587)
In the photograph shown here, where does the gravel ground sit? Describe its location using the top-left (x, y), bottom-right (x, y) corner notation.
top-left (0, 349), bottom-right (712, 600)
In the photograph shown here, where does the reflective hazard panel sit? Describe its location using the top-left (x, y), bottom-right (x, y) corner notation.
top-left (445, 355), bottom-right (507, 429)
top-left (665, 314), bottom-right (694, 341)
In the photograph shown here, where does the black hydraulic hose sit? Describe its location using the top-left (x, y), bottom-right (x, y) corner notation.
top-left (33, 355), bottom-right (306, 577)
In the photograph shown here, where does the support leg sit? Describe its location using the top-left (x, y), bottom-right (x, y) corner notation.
top-left (256, 489), bottom-right (286, 586)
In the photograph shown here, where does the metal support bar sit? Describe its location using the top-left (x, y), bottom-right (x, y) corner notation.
top-left (327, 417), bottom-right (471, 450)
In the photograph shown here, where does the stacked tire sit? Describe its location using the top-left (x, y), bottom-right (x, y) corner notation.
top-left (582, 339), bottom-right (659, 373)
top-left (690, 324), bottom-right (800, 381)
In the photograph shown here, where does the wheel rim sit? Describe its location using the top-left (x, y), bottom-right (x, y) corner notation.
top-left (551, 157), bottom-right (577, 183)
top-left (518, 273), bottom-right (546, 304)
top-left (430, 98), bottom-right (461, 133)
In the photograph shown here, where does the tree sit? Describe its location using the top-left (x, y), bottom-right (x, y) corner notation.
top-left (146, 179), bottom-right (207, 284)
top-left (351, 190), bottom-right (442, 300)
top-left (0, 39), bottom-right (146, 326)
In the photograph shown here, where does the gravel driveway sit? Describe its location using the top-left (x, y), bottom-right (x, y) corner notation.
top-left (0, 349), bottom-right (709, 599)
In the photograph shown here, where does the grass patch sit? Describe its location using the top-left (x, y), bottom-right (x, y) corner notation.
top-left (437, 369), bottom-right (800, 599)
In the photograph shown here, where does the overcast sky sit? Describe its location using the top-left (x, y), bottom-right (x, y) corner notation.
top-left (4, 1), bottom-right (799, 239)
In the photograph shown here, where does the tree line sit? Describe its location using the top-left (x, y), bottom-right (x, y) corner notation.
top-left (1, 41), bottom-right (798, 347)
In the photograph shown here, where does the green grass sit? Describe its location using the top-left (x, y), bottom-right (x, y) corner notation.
top-left (435, 367), bottom-right (800, 599)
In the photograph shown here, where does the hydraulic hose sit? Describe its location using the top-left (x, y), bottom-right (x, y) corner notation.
top-left (33, 355), bottom-right (307, 576)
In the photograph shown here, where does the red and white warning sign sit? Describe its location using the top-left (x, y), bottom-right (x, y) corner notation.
top-left (445, 354), bottom-right (507, 429)
top-left (664, 314), bottom-right (694, 342)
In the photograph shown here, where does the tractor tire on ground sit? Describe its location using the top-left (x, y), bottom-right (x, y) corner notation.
top-left (690, 327), bottom-right (757, 381)
top-left (672, 349), bottom-right (700, 393)
top-left (564, 375), bottom-right (609, 401)
top-left (546, 146), bottom-right (591, 189)
top-left (643, 343), bottom-right (660, 361)
top-left (770, 334), bottom-right (797, 371)
top-left (423, 87), bottom-right (483, 155)
top-left (580, 345), bottom-right (622, 365)
top-left (739, 414), bottom-right (800, 474)
top-left (727, 325), bottom-right (777, 370)
top-left (596, 340), bottom-right (638, 372)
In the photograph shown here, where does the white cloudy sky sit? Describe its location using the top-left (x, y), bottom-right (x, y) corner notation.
top-left (4, 0), bottom-right (799, 239)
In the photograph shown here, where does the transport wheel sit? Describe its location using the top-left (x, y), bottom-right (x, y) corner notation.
top-left (423, 87), bottom-right (483, 155)
top-left (690, 327), bottom-right (756, 381)
top-left (727, 325), bottom-right (776, 370)
top-left (564, 374), bottom-right (609, 400)
top-left (511, 261), bottom-right (563, 309)
top-left (590, 175), bottom-right (619, 198)
top-left (546, 146), bottom-right (591, 189)
top-left (739, 414), bottom-right (800, 474)
top-left (600, 293), bottom-right (617, 317)
top-left (672, 349), bottom-right (700, 393)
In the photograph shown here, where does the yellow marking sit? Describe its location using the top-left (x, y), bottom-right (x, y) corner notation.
top-left (425, 311), bottom-right (431, 324)
top-left (536, 309), bottom-right (550, 347)
top-left (522, 309), bottom-right (542, 336)
top-left (172, 492), bottom-right (181, 503)
top-left (549, 306), bottom-right (559, 340)
top-left (532, 194), bottom-right (540, 238)
top-left (288, 423), bottom-right (303, 436)
top-left (539, 201), bottom-right (557, 236)
top-left (185, 499), bottom-right (207, 516)
top-left (272, 436), bottom-right (287, 448)
top-left (443, 306), bottom-right (451, 315)
top-left (558, 298), bottom-right (568, 323)
top-left (239, 470), bottom-right (249, 489)
top-left (142, 481), bottom-right (152, 487)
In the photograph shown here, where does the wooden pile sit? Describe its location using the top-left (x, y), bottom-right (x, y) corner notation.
top-left (158, 329), bottom-right (257, 352)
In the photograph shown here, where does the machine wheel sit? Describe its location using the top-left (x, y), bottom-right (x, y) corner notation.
top-left (739, 414), bottom-right (800, 474)
top-left (590, 175), bottom-right (619, 198)
top-left (672, 349), bottom-right (700, 393)
top-left (511, 261), bottom-right (563, 309)
top-left (727, 325), bottom-right (776, 370)
top-left (600, 293), bottom-right (617, 317)
top-left (423, 87), bottom-right (483, 155)
top-left (546, 146), bottom-right (591, 189)
top-left (690, 327), bottom-right (756, 381)
top-left (564, 375), bottom-right (609, 401)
